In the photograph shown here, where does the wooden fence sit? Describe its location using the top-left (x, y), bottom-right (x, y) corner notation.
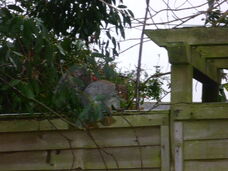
top-left (1, 103), bottom-right (228, 170)
top-left (172, 103), bottom-right (228, 171)
top-left (0, 111), bottom-right (169, 171)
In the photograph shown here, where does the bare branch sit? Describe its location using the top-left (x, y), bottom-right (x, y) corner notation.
top-left (135, 0), bottom-right (150, 110)
top-left (119, 39), bottom-right (151, 55)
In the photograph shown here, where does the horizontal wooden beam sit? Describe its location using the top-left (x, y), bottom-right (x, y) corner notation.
top-left (167, 43), bottom-right (220, 83)
top-left (0, 146), bottom-right (161, 170)
top-left (0, 127), bottom-right (161, 152)
top-left (145, 28), bottom-right (227, 84)
top-left (191, 46), bottom-right (220, 83)
top-left (196, 45), bottom-right (228, 59)
top-left (184, 139), bottom-right (228, 160)
top-left (0, 112), bottom-right (169, 132)
top-left (145, 27), bottom-right (228, 46)
top-left (184, 120), bottom-right (228, 140)
top-left (185, 160), bottom-right (228, 171)
top-left (172, 103), bottom-right (228, 120)
top-left (207, 59), bottom-right (228, 69)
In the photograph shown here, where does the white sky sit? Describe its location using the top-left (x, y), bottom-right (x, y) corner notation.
top-left (115, 0), bottom-right (228, 102)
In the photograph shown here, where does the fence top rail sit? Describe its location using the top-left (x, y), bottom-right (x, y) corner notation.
top-left (0, 110), bottom-right (170, 132)
top-left (0, 110), bottom-right (169, 120)
top-left (172, 102), bottom-right (228, 120)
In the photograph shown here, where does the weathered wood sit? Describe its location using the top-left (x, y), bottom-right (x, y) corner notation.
top-left (18, 169), bottom-right (160, 171)
top-left (0, 146), bottom-right (161, 170)
top-left (161, 125), bottom-right (170, 171)
top-left (184, 139), bottom-right (228, 160)
top-left (0, 118), bottom-right (69, 133)
top-left (100, 113), bottom-right (168, 128)
top-left (0, 112), bottom-right (169, 132)
top-left (174, 122), bottom-right (183, 171)
top-left (146, 28), bottom-right (226, 84)
top-left (145, 27), bottom-right (228, 46)
top-left (145, 26), bottom-right (228, 171)
top-left (171, 64), bottom-right (193, 103)
top-left (184, 160), bottom-right (228, 171)
top-left (166, 43), bottom-right (190, 64)
top-left (169, 110), bottom-right (175, 171)
top-left (184, 120), bottom-right (228, 140)
top-left (207, 59), bottom-right (228, 69)
top-left (196, 45), bottom-right (228, 59)
top-left (0, 127), bottom-right (160, 152)
top-left (167, 44), bottom-right (219, 84)
top-left (172, 103), bottom-right (228, 120)
top-left (166, 44), bottom-right (220, 84)
top-left (191, 47), bottom-right (220, 84)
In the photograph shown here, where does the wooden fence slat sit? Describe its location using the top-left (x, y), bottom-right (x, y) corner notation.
top-left (0, 127), bottom-right (160, 152)
top-left (173, 103), bottom-right (228, 120)
top-left (184, 139), bottom-right (228, 160)
top-left (0, 113), bottom-right (168, 132)
top-left (0, 146), bottom-right (161, 170)
top-left (101, 114), bottom-right (168, 128)
top-left (184, 160), bottom-right (228, 171)
top-left (184, 120), bottom-right (228, 140)
top-left (16, 169), bottom-right (160, 171)
top-left (0, 119), bottom-right (69, 133)
top-left (161, 125), bottom-right (170, 171)
top-left (174, 122), bottom-right (183, 171)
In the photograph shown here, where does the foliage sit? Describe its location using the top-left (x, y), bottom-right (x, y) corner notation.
top-left (0, 0), bottom-right (134, 127)
top-left (206, 9), bottom-right (228, 26)
top-left (205, 0), bottom-right (228, 26)
top-left (116, 67), bottom-right (169, 109)
top-left (17, 0), bottom-right (133, 57)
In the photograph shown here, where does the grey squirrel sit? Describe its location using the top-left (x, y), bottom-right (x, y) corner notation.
top-left (55, 67), bottom-right (124, 126)
top-left (83, 80), bottom-right (122, 126)
top-left (84, 80), bottom-right (121, 111)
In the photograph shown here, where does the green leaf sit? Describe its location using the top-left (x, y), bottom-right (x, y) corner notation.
top-left (105, 40), bottom-right (109, 50)
top-left (9, 79), bottom-right (21, 87)
top-left (23, 19), bottom-right (35, 42)
top-left (0, 8), bottom-right (12, 18)
top-left (0, 84), bottom-right (9, 91)
top-left (127, 9), bottom-right (134, 18)
top-left (12, 51), bottom-right (24, 57)
top-left (7, 5), bottom-right (24, 13)
top-left (20, 83), bottom-right (35, 99)
top-left (91, 52), bottom-right (105, 58)
top-left (56, 43), bottom-right (66, 55)
top-left (119, 25), bottom-right (125, 39)
top-left (223, 83), bottom-right (228, 91)
top-left (106, 31), bottom-right (111, 39)
top-left (118, 5), bottom-right (127, 9)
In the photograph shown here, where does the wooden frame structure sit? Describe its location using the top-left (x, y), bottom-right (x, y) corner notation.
top-left (146, 27), bottom-right (228, 171)
top-left (146, 27), bottom-right (228, 103)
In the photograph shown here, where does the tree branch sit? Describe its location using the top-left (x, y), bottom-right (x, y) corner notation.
top-left (135, 0), bottom-right (150, 110)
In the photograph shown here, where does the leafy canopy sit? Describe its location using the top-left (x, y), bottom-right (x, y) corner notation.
top-left (18, 0), bottom-right (133, 56)
top-left (0, 0), bottom-right (133, 127)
